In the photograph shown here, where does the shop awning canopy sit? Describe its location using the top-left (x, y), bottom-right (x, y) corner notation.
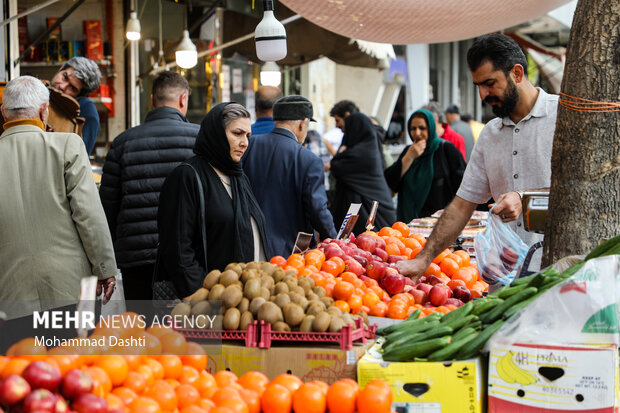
top-left (221, 6), bottom-right (394, 68)
top-left (278, 0), bottom-right (574, 44)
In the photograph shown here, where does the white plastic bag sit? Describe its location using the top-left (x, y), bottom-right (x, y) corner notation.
top-left (474, 208), bottom-right (530, 286)
top-left (486, 255), bottom-right (620, 350)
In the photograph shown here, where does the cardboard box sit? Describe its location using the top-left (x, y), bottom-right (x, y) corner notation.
top-left (86, 38), bottom-right (103, 60)
top-left (488, 343), bottom-right (619, 412)
top-left (202, 341), bottom-right (373, 384)
top-left (83, 20), bottom-right (102, 38)
top-left (47, 17), bottom-right (61, 39)
top-left (357, 341), bottom-right (484, 413)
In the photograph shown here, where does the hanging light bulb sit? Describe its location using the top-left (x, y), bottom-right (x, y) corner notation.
top-left (255, 0), bottom-right (287, 62)
top-left (260, 61), bottom-right (281, 86)
top-left (176, 30), bottom-right (197, 69)
top-left (126, 11), bottom-right (141, 41)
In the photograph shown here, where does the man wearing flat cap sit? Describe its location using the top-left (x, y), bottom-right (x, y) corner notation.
top-left (445, 104), bottom-right (475, 162)
top-left (243, 95), bottom-right (337, 256)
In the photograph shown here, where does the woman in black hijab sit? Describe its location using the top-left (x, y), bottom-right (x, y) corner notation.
top-left (156, 103), bottom-right (270, 297)
top-left (330, 113), bottom-right (396, 235)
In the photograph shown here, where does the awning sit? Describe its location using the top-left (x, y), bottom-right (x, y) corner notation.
top-left (278, 0), bottom-right (574, 44)
top-left (221, 5), bottom-right (394, 69)
top-left (527, 49), bottom-right (564, 93)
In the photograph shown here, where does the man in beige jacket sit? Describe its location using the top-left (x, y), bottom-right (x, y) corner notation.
top-left (0, 76), bottom-right (118, 320)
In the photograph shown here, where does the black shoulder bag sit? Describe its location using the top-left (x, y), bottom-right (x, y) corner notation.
top-left (152, 163), bottom-right (208, 302)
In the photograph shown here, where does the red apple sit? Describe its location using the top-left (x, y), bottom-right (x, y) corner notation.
top-left (22, 361), bottom-right (62, 392)
top-left (341, 244), bottom-right (354, 256)
top-left (54, 396), bottom-right (69, 413)
top-left (352, 255), bottom-right (368, 268)
top-left (0, 374), bottom-right (31, 406)
top-left (348, 233), bottom-right (356, 243)
top-left (403, 285), bottom-right (415, 293)
top-left (416, 283), bottom-right (432, 295)
top-left (22, 389), bottom-right (56, 413)
top-left (60, 370), bottom-right (93, 401)
top-left (355, 234), bottom-right (376, 252)
top-left (404, 277), bottom-right (415, 287)
top-left (426, 275), bottom-right (443, 286)
top-left (445, 298), bottom-right (465, 307)
top-left (410, 288), bottom-right (427, 305)
top-left (429, 285), bottom-right (450, 306)
top-left (373, 247), bottom-right (388, 262)
top-left (366, 260), bottom-right (387, 281)
top-left (381, 273), bottom-right (405, 295)
top-left (359, 274), bottom-right (371, 282)
top-left (418, 276), bottom-right (427, 283)
top-left (453, 286), bottom-right (472, 302)
top-left (324, 246), bottom-right (345, 260)
top-left (355, 249), bottom-right (373, 262)
top-left (374, 237), bottom-right (386, 250)
top-left (387, 255), bottom-right (404, 264)
top-left (72, 394), bottom-right (107, 413)
top-left (344, 258), bottom-right (365, 276)
top-left (385, 266), bottom-right (399, 276)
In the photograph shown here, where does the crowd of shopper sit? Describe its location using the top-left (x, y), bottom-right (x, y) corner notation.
top-left (0, 33), bottom-right (557, 313)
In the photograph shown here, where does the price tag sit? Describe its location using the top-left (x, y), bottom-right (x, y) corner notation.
top-left (291, 232), bottom-right (314, 255)
top-left (337, 203), bottom-right (361, 239)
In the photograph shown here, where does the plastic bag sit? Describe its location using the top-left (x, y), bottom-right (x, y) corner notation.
top-left (486, 255), bottom-right (620, 350)
top-left (474, 208), bottom-right (529, 286)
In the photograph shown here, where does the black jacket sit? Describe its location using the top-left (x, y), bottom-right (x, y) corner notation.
top-left (100, 106), bottom-right (199, 267)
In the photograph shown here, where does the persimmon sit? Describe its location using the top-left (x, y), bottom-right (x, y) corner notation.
top-left (292, 383), bottom-right (326, 413)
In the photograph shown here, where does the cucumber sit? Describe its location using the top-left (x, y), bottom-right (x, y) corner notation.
top-left (456, 318), bottom-right (505, 359)
top-left (497, 284), bottom-right (528, 299)
top-left (442, 314), bottom-right (478, 332)
top-left (472, 298), bottom-right (504, 316)
top-left (379, 312), bottom-right (440, 337)
top-left (585, 235), bottom-right (620, 260)
top-left (510, 272), bottom-right (537, 286)
top-left (440, 301), bottom-right (474, 325)
top-left (503, 295), bottom-right (538, 319)
top-left (451, 326), bottom-right (476, 342)
top-left (382, 320), bottom-right (441, 352)
top-left (382, 337), bottom-right (451, 362)
top-left (524, 272), bottom-right (546, 289)
top-left (462, 319), bottom-right (482, 331)
top-left (407, 308), bottom-right (422, 320)
top-left (383, 326), bottom-right (453, 358)
top-left (384, 319), bottom-right (440, 343)
top-left (427, 331), bottom-right (478, 361)
top-left (479, 287), bottom-right (538, 324)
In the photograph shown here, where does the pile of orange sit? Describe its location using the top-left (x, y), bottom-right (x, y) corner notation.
top-left (269, 222), bottom-right (488, 319)
top-left (1, 315), bottom-right (393, 413)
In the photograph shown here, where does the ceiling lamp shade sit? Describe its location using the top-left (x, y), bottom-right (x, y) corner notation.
top-left (255, 0), bottom-right (287, 61)
top-left (260, 61), bottom-right (281, 86)
top-left (125, 11), bottom-right (141, 41)
top-left (176, 30), bottom-right (198, 69)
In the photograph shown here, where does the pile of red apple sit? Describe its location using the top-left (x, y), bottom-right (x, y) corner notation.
top-left (0, 362), bottom-right (111, 413)
top-left (317, 233), bottom-right (473, 310)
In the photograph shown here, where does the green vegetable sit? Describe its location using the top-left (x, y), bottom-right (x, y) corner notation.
top-left (472, 298), bottom-right (504, 316)
top-left (479, 287), bottom-right (538, 324)
top-left (383, 337), bottom-right (451, 361)
top-left (428, 331), bottom-right (478, 361)
top-left (456, 318), bottom-right (505, 359)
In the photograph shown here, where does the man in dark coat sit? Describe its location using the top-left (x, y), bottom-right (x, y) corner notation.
top-left (100, 71), bottom-right (199, 300)
top-left (243, 95), bottom-right (337, 257)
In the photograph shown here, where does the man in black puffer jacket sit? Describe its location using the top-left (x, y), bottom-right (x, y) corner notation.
top-left (100, 72), bottom-right (199, 300)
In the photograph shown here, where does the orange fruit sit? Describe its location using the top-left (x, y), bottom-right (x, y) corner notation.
top-left (159, 331), bottom-right (187, 355)
top-left (181, 341), bottom-right (207, 370)
top-left (292, 383), bottom-right (326, 413)
top-left (144, 380), bottom-right (178, 411)
top-left (369, 301), bottom-right (388, 317)
top-left (392, 221), bottom-right (411, 237)
top-left (329, 257), bottom-right (346, 275)
top-left (129, 396), bottom-right (161, 413)
top-left (214, 370), bottom-right (238, 387)
top-left (136, 364), bottom-right (155, 388)
top-left (147, 325), bottom-right (172, 338)
top-left (326, 380), bottom-right (359, 413)
top-left (356, 381), bottom-right (392, 413)
top-left (175, 384), bottom-right (201, 409)
top-left (180, 407), bottom-right (207, 413)
top-left (270, 374), bottom-right (302, 394)
top-left (309, 380), bottom-right (329, 395)
top-left (141, 333), bottom-right (162, 355)
top-left (1, 358), bottom-right (30, 379)
top-left (180, 365), bottom-right (200, 384)
top-left (320, 260), bottom-right (338, 277)
top-left (347, 295), bottom-right (363, 313)
top-left (198, 398), bottom-right (216, 413)
top-left (211, 408), bottom-right (234, 413)
top-left (113, 387), bottom-right (139, 405)
top-left (216, 398), bottom-right (248, 413)
top-left (453, 267), bottom-right (476, 289)
top-left (432, 249), bottom-right (451, 265)
top-left (386, 302), bottom-right (408, 320)
top-left (447, 279), bottom-right (467, 290)
top-left (124, 371), bottom-right (148, 394)
top-left (362, 292), bottom-right (380, 308)
top-left (411, 233), bottom-right (427, 246)
top-left (439, 257), bottom-right (460, 277)
top-left (385, 243), bottom-right (400, 256)
top-left (448, 253), bottom-right (464, 267)
top-left (105, 393), bottom-right (125, 411)
top-left (9, 338), bottom-right (47, 360)
top-left (260, 383), bottom-right (292, 413)
top-left (86, 366), bottom-right (113, 396)
top-left (238, 388), bottom-right (260, 413)
top-left (332, 281), bottom-right (354, 301)
top-left (159, 355), bottom-right (183, 380)
top-left (143, 358), bottom-right (165, 380)
top-left (270, 256), bottom-right (287, 269)
top-left (423, 263), bottom-right (441, 278)
top-left (95, 355), bottom-right (129, 387)
top-left (287, 254), bottom-right (306, 270)
top-left (334, 300), bottom-right (351, 313)
top-left (453, 250), bottom-right (471, 267)
top-left (211, 387), bottom-right (242, 405)
top-left (238, 371), bottom-right (270, 396)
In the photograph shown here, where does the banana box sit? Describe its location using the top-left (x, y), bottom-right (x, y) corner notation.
top-left (357, 341), bottom-right (484, 413)
top-left (489, 343), bottom-right (619, 412)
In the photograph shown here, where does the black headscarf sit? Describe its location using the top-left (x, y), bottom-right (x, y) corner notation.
top-left (193, 102), bottom-right (271, 261)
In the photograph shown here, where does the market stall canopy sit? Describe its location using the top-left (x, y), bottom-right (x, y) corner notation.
top-left (221, 6), bottom-right (394, 68)
top-left (278, 0), bottom-right (574, 44)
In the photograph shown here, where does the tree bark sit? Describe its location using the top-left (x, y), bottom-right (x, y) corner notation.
top-left (542, 0), bottom-right (620, 266)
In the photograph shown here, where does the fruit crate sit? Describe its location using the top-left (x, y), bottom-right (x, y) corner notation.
top-left (174, 320), bottom-right (259, 347)
top-left (258, 318), bottom-right (377, 350)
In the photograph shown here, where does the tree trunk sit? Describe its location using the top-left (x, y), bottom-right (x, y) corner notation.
top-left (542, 0), bottom-right (620, 266)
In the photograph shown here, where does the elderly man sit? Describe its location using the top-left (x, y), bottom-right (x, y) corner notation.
top-left (243, 95), bottom-right (337, 256)
top-left (0, 76), bottom-right (118, 320)
top-left (398, 33), bottom-right (558, 280)
top-left (51, 56), bottom-right (102, 155)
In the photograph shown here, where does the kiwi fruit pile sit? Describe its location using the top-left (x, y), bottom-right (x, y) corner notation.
top-left (171, 261), bottom-right (369, 332)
